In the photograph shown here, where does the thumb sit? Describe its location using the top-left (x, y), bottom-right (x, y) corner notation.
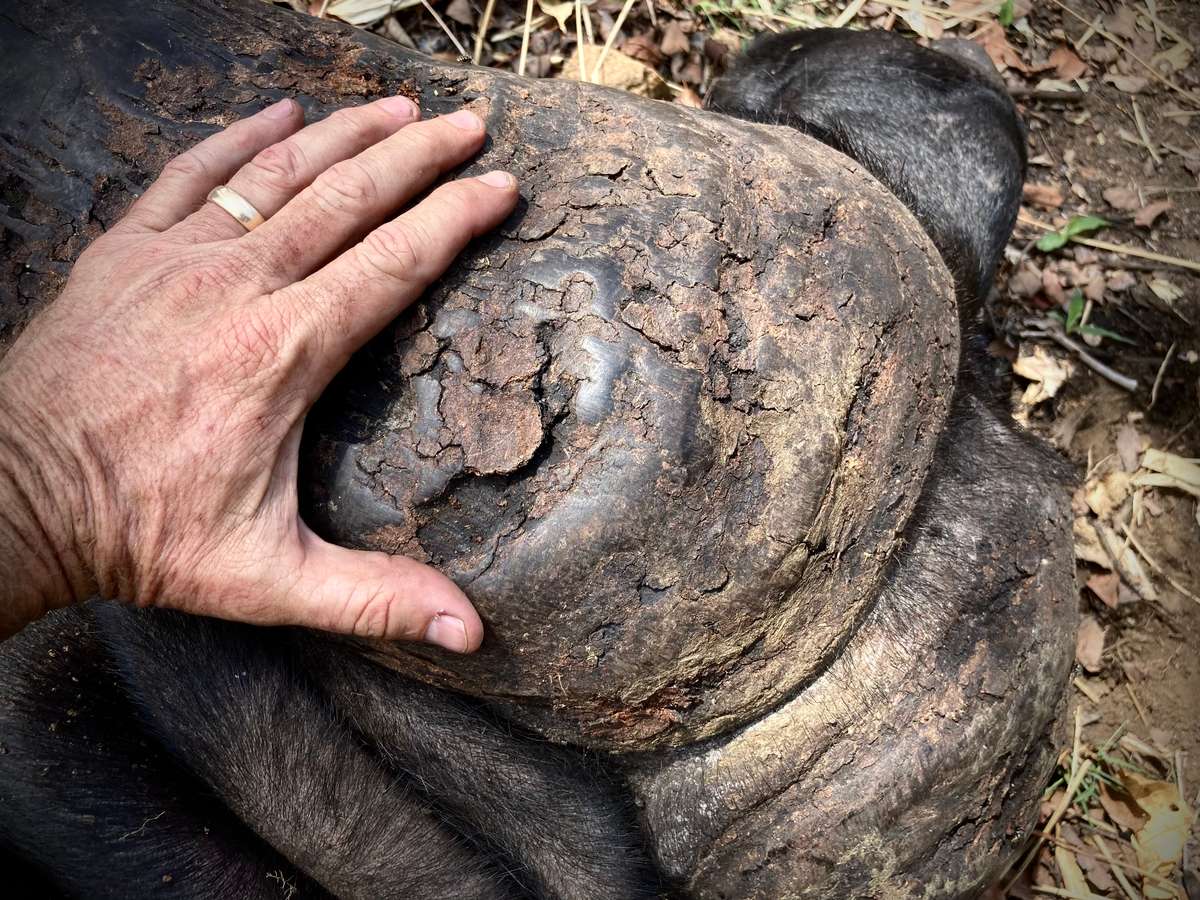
top-left (283, 526), bottom-right (484, 652)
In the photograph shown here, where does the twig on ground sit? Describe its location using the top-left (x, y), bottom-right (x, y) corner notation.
top-left (1020, 321), bottom-right (1140, 392)
top-left (417, 0), bottom-right (470, 59)
top-left (1149, 342), bottom-right (1175, 409)
top-left (590, 0), bottom-right (637, 81)
top-left (1091, 834), bottom-right (1144, 900)
top-left (473, 0), bottom-right (498, 64)
top-left (517, 0), bottom-right (536, 76)
top-left (1131, 99), bottom-right (1161, 165)
top-left (832, 0), bottom-right (868, 28)
top-left (574, 0), bottom-right (588, 82)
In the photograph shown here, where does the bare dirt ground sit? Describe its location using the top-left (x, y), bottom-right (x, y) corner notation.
top-left (287, 0), bottom-right (1199, 894)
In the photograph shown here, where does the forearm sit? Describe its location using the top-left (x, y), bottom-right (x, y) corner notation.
top-left (0, 405), bottom-right (89, 638)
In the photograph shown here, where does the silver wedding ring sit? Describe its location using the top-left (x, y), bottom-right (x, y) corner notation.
top-left (206, 185), bottom-right (266, 232)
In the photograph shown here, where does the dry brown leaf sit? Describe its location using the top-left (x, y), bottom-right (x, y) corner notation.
top-left (1105, 7), bottom-right (1140, 41)
top-left (621, 33), bottom-right (663, 66)
top-left (560, 46), bottom-right (671, 98)
top-left (1009, 263), bottom-right (1043, 299)
top-left (1049, 45), bottom-right (1088, 80)
top-left (325, 0), bottom-right (394, 26)
top-left (1103, 73), bottom-right (1151, 94)
top-left (1073, 517), bottom-right (1113, 569)
top-left (536, 0), bottom-right (573, 32)
top-left (1134, 199), bottom-right (1173, 228)
top-left (660, 20), bottom-right (689, 56)
top-left (1075, 616), bottom-right (1106, 673)
top-left (1121, 773), bottom-right (1192, 899)
top-left (1152, 42), bottom-right (1192, 75)
top-left (1055, 844), bottom-right (1091, 897)
top-left (1085, 470), bottom-right (1132, 520)
top-left (1100, 783), bottom-right (1149, 833)
top-left (1116, 424), bottom-right (1144, 472)
top-left (1023, 182), bottom-right (1064, 209)
top-left (1106, 270), bottom-right (1137, 292)
top-left (1103, 186), bottom-right (1141, 210)
top-left (446, 0), bottom-right (475, 26)
top-left (1087, 572), bottom-right (1122, 609)
top-left (1013, 343), bottom-right (1071, 404)
top-left (1148, 278), bottom-right (1183, 303)
top-left (973, 23), bottom-right (1029, 73)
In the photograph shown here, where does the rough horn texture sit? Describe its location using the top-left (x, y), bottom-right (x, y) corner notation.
top-left (0, 0), bottom-right (956, 751)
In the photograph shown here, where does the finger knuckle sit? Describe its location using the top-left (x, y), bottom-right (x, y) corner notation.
top-left (311, 158), bottom-right (379, 212)
top-left (349, 581), bottom-right (398, 639)
top-left (160, 151), bottom-right (209, 182)
top-left (328, 105), bottom-right (377, 139)
top-left (359, 222), bottom-right (422, 279)
top-left (247, 140), bottom-right (309, 194)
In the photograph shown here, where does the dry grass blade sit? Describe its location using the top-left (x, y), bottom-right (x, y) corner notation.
top-left (1092, 833), bottom-right (1143, 900)
top-left (473, 0), bottom-right (498, 64)
top-left (833, 0), bottom-right (869, 28)
top-left (518, 0), bottom-right (536, 76)
top-left (1018, 214), bottom-right (1200, 274)
top-left (1005, 760), bottom-right (1095, 892)
top-left (590, 0), bottom-right (637, 82)
top-left (417, 0), bottom-right (470, 59)
top-left (1031, 885), bottom-right (1107, 900)
top-left (574, 0), bottom-right (587, 82)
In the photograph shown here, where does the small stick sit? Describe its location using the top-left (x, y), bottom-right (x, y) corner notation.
top-left (1131, 99), bottom-right (1161, 165)
top-left (1074, 676), bottom-right (1104, 704)
top-left (582, 0), bottom-right (594, 46)
top-left (473, 0), bottom-right (498, 64)
top-left (418, 0), bottom-right (471, 60)
top-left (1031, 883), bottom-right (1106, 899)
top-left (517, 0), bottom-right (536, 76)
top-left (574, 0), bottom-right (587, 82)
top-left (1018, 213), bottom-right (1200, 274)
top-left (833, 0), bottom-right (869, 28)
top-left (1091, 834), bottom-right (1142, 900)
top-left (1072, 707), bottom-right (1085, 778)
top-left (1020, 324), bottom-right (1139, 392)
top-left (1124, 680), bottom-right (1151, 729)
top-left (590, 0), bottom-right (637, 82)
top-left (1149, 342), bottom-right (1175, 409)
top-left (1074, 12), bottom-right (1103, 51)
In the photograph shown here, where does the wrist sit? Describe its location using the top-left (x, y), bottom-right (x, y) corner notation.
top-left (0, 396), bottom-right (93, 637)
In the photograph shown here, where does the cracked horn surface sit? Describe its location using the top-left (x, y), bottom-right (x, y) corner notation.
top-left (303, 62), bottom-right (959, 751)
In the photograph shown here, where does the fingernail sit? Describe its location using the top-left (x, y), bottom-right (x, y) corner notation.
top-left (478, 170), bottom-right (514, 189)
top-left (444, 109), bottom-right (483, 131)
top-left (262, 98), bottom-right (295, 119)
top-left (423, 614), bottom-right (469, 653)
top-left (377, 95), bottom-right (419, 119)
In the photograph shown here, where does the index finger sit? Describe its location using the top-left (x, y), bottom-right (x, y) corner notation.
top-left (270, 170), bottom-right (518, 398)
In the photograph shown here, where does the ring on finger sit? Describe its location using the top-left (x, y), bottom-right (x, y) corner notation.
top-left (206, 185), bottom-right (267, 232)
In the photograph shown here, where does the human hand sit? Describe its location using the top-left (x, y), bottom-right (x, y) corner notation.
top-left (0, 96), bottom-right (517, 647)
